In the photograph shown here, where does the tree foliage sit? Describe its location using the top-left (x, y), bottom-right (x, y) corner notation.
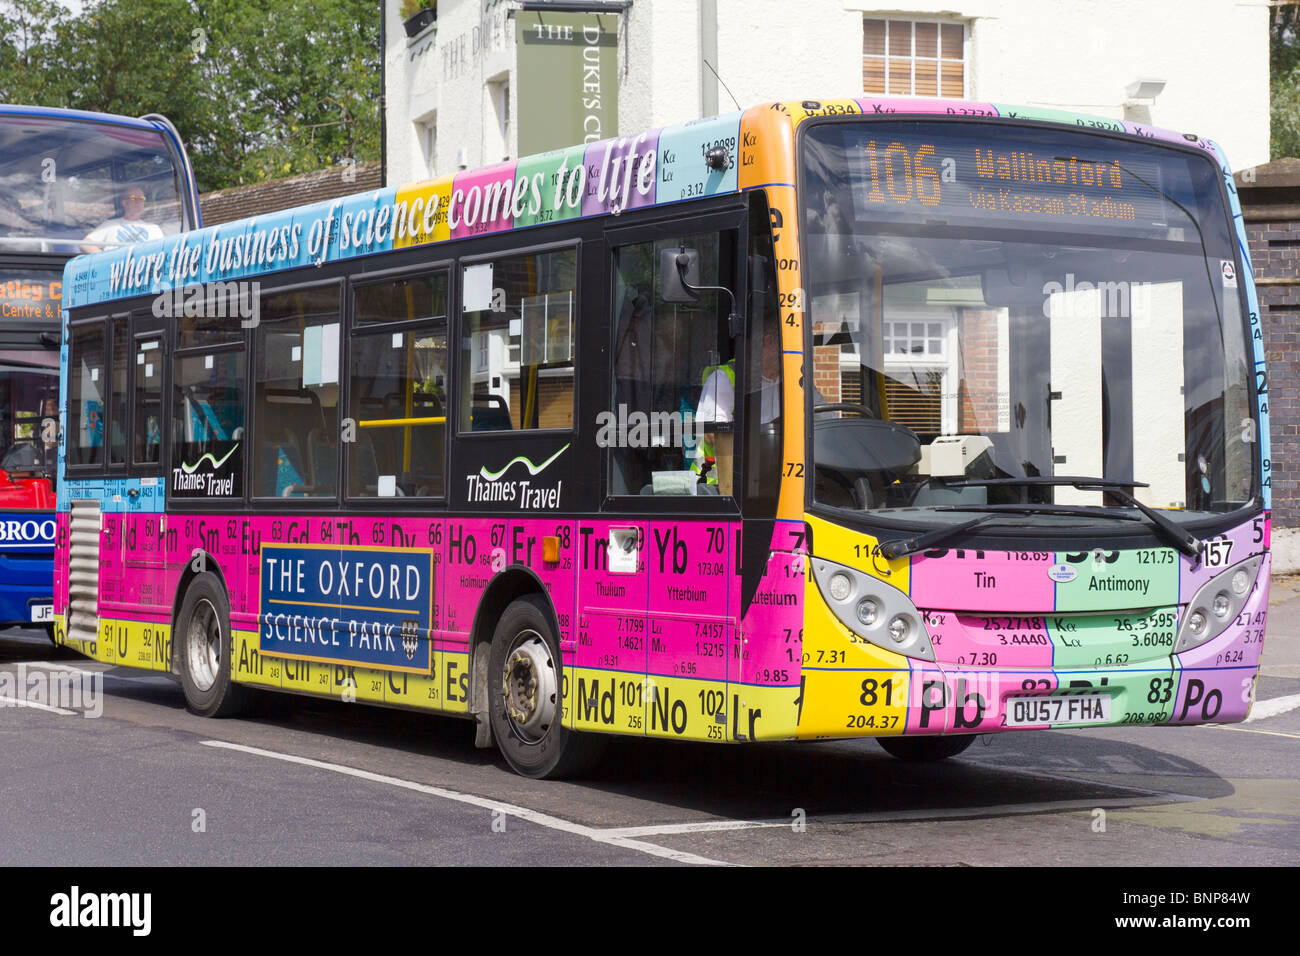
top-left (0, 0), bottom-right (380, 191)
top-left (1273, 3), bottom-right (1300, 159)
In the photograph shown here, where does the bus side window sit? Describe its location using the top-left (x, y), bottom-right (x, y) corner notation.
top-left (173, 310), bottom-right (246, 499)
top-left (458, 249), bottom-right (577, 433)
top-left (172, 350), bottom-right (245, 497)
top-left (108, 316), bottom-right (128, 467)
top-left (253, 287), bottom-right (341, 498)
top-left (67, 321), bottom-right (107, 468)
top-left (133, 335), bottom-right (163, 466)
top-left (609, 232), bottom-right (728, 496)
top-left (348, 272), bottom-right (449, 499)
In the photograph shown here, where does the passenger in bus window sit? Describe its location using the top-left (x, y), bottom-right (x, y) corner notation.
top-left (693, 332), bottom-right (816, 485)
top-left (83, 187), bottom-right (163, 251)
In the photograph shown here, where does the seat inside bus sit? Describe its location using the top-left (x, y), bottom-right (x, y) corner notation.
top-left (256, 388), bottom-right (325, 496)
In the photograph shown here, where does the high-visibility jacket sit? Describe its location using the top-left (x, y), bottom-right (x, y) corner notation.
top-left (692, 359), bottom-right (735, 483)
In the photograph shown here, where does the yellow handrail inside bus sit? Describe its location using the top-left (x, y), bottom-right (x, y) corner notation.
top-left (358, 416), bottom-right (446, 428)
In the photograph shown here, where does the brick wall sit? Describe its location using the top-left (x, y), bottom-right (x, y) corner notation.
top-left (958, 309), bottom-right (1001, 434)
top-left (1244, 216), bottom-right (1300, 525)
top-left (813, 342), bottom-right (841, 404)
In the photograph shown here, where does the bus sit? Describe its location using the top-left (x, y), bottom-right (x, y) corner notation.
top-left (0, 105), bottom-right (200, 639)
top-left (52, 97), bottom-right (1270, 778)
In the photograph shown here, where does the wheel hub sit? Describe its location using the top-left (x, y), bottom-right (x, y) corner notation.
top-left (502, 632), bottom-right (556, 741)
top-left (187, 598), bottom-right (220, 692)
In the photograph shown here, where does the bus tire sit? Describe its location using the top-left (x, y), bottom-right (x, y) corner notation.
top-left (876, 734), bottom-right (976, 761)
top-left (487, 595), bottom-right (604, 779)
top-left (176, 573), bottom-right (248, 718)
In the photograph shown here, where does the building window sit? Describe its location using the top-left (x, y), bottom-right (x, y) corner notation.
top-left (862, 18), bottom-right (965, 98)
top-left (884, 320), bottom-right (946, 358)
top-left (418, 115), bottom-right (437, 178)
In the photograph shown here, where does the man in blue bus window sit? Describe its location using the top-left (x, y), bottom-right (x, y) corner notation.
top-left (83, 187), bottom-right (163, 250)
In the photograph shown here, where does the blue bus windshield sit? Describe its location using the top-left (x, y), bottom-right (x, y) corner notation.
top-left (0, 113), bottom-right (188, 254)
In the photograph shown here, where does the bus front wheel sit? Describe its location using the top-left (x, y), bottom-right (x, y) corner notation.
top-left (487, 595), bottom-right (604, 779)
top-left (876, 735), bottom-right (976, 761)
top-left (176, 573), bottom-right (249, 718)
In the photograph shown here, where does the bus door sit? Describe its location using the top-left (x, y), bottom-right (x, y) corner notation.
top-left (593, 216), bottom-right (743, 743)
top-left (121, 314), bottom-right (169, 666)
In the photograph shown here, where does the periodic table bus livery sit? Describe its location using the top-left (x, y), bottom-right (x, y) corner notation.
top-left (54, 97), bottom-right (1270, 777)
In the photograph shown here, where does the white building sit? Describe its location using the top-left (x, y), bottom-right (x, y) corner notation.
top-left (383, 0), bottom-right (1270, 186)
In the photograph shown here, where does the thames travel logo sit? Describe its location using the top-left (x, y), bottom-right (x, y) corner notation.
top-left (465, 444), bottom-right (568, 508)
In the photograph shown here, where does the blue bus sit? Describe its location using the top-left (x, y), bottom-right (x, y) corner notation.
top-left (0, 106), bottom-right (200, 637)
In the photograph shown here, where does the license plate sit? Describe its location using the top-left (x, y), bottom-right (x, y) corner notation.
top-left (1006, 693), bottom-right (1111, 727)
top-left (30, 604), bottom-right (53, 623)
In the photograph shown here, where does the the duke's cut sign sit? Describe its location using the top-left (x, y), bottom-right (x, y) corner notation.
top-left (516, 10), bottom-right (618, 156)
top-left (258, 544), bottom-right (432, 671)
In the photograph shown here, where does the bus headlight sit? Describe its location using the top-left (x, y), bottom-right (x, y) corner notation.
top-left (856, 598), bottom-right (879, 626)
top-left (1174, 555), bottom-right (1263, 654)
top-left (828, 572), bottom-right (854, 602)
top-left (811, 557), bottom-right (935, 662)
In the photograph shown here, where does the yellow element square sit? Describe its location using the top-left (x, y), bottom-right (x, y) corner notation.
top-left (645, 674), bottom-right (729, 742)
top-left (569, 667), bottom-right (647, 736)
top-left (729, 682), bottom-right (801, 741)
top-left (280, 657), bottom-right (330, 695)
top-left (232, 629), bottom-right (282, 689)
top-left (348, 666), bottom-right (389, 704)
top-left (384, 667), bottom-right (443, 711)
top-left (393, 178), bottom-right (453, 248)
top-left (796, 667), bottom-right (910, 740)
top-left (440, 651), bottom-right (471, 714)
top-left (805, 513), bottom-right (909, 589)
top-left (98, 618), bottom-right (121, 665)
top-left (126, 620), bottom-right (171, 672)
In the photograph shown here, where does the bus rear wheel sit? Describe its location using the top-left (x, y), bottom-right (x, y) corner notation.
top-left (487, 595), bottom-right (603, 779)
top-left (876, 735), bottom-right (976, 761)
top-left (176, 573), bottom-right (248, 718)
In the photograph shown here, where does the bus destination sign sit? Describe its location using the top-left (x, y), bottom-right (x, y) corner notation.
top-left (844, 126), bottom-right (1182, 236)
top-left (0, 273), bottom-right (62, 320)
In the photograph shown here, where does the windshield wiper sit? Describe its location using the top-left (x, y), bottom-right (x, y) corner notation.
top-left (877, 503), bottom-right (1142, 560)
top-left (943, 476), bottom-right (1202, 557)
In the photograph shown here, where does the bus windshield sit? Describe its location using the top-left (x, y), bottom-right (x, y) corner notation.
top-left (0, 112), bottom-right (187, 253)
top-left (800, 120), bottom-right (1255, 527)
top-left (0, 348), bottom-right (58, 481)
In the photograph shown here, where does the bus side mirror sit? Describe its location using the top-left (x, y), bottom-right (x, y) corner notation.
top-left (660, 248), bottom-right (701, 303)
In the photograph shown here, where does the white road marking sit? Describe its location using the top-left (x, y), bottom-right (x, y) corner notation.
top-left (0, 694), bottom-right (74, 716)
top-left (201, 740), bottom-right (737, 867)
top-left (27, 661), bottom-right (102, 674)
top-left (1211, 724), bottom-right (1300, 740)
top-left (26, 661), bottom-right (164, 684)
top-left (203, 739), bottom-right (1202, 852)
top-left (1245, 692), bottom-right (1300, 723)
